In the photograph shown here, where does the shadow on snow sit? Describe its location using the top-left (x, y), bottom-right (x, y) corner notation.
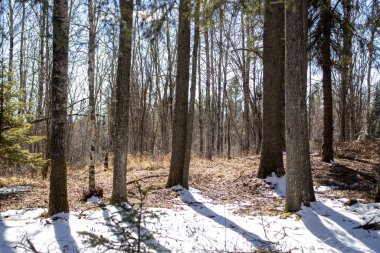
top-left (175, 188), bottom-right (275, 251)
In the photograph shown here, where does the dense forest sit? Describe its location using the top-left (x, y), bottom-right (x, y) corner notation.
top-left (0, 0), bottom-right (380, 252)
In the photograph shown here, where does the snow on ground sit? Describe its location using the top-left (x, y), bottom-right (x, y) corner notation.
top-left (85, 196), bottom-right (102, 205)
top-left (0, 186), bottom-right (32, 195)
top-left (264, 173), bottom-right (286, 197)
top-left (315, 185), bottom-right (340, 192)
top-left (264, 172), bottom-right (341, 194)
top-left (1, 180), bottom-right (380, 253)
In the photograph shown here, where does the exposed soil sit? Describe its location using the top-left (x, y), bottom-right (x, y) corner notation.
top-left (1, 139), bottom-right (379, 216)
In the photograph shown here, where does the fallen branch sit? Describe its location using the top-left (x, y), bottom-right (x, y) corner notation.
top-left (26, 238), bottom-right (40, 253)
top-left (354, 216), bottom-right (380, 230)
top-left (126, 174), bottom-right (167, 185)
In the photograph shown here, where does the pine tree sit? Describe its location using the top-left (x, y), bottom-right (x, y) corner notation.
top-left (0, 72), bottom-right (45, 169)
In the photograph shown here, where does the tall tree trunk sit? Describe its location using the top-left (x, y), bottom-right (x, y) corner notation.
top-left (183, 0), bottom-right (200, 189)
top-left (223, 21), bottom-right (232, 159)
top-left (198, 42), bottom-right (203, 155)
top-left (8, 0), bottom-right (14, 82)
top-left (204, 25), bottom-right (213, 160)
top-left (216, 8), bottom-right (223, 154)
top-left (161, 29), bottom-right (170, 154)
top-left (376, 140), bottom-right (380, 202)
top-left (166, 20), bottom-right (174, 125)
top-left (285, 0), bottom-right (315, 212)
top-left (19, 0), bottom-right (26, 114)
top-left (0, 29), bottom-right (4, 143)
top-left (88, 0), bottom-right (96, 195)
top-left (38, 1), bottom-right (47, 117)
top-left (167, 0), bottom-right (191, 187)
top-left (48, 0), bottom-right (70, 216)
top-left (349, 80), bottom-right (356, 140)
top-left (112, 0), bottom-right (133, 203)
top-left (108, 18), bottom-right (118, 152)
top-left (42, 1), bottom-right (51, 179)
top-left (241, 13), bottom-right (250, 153)
top-left (258, 0), bottom-right (285, 178)
top-left (339, 0), bottom-right (352, 142)
top-left (366, 0), bottom-right (377, 136)
top-left (321, 0), bottom-right (334, 162)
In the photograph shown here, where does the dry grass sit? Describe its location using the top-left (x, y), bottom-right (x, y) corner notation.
top-left (1, 139), bottom-right (379, 216)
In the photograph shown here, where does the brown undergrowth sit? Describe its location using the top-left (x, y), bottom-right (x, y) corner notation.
top-left (1, 140), bottom-right (379, 216)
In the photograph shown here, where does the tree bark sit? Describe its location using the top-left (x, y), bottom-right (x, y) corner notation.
top-left (366, 0), bottom-right (377, 136)
top-left (183, 0), bottom-right (200, 189)
top-left (19, 0), bottom-right (26, 114)
top-left (88, 0), bottom-right (96, 194)
top-left (198, 41), bottom-right (204, 155)
top-left (339, 0), bottom-right (352, 142)
top-left (112, 0), bottom-right (133, 203)
top-left (376, 140), bottom-right (380, 202)
top-left (8, 0), bottom-right (14, 83)
top-left (42, 1), bottom-right (51, 179)
top-left (241, 13), bottom-right (250, 153)
top-left (285, 0), bottom-right (316, 212)
top-left (216, 8), bottom-right (223, 154)
top-left (321, 0), bottom-right (334, 162)
top-left (204, 25), bottom-right (213, 161)
top-left (167, 0), bottom-right (191, 187)
top-left (38, 1), bottom-right (47, 118)
top-left (258, 0), bottom-right (285, 178)
top-left (48, 0), bottom-right (70, 216)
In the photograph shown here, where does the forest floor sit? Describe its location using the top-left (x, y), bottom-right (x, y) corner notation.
top-left (0, 139), bottom-right (380, 252)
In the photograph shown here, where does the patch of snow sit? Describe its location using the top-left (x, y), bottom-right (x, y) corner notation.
top-left (86, 196), bottom-right (101, 205)
top-left (327, 160), bottom-right (339, 166)
top-left (264, 173), bottom-right (286, 197)
top-left (1, 188), bottom-right (380, 252)
top-left (0, 186), bottom-right (32, 195)
top-left (315, 185), bottom-right (339, 192)
top-left (169, 184), bottom-right (184, 191)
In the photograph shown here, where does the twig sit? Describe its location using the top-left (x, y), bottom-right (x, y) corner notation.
top-left (26, 238), bottom-right (39, 253)
top-left (126, 174), bottom-right (167, 185)
top-left (354, 216), bottom-right (380, 230)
